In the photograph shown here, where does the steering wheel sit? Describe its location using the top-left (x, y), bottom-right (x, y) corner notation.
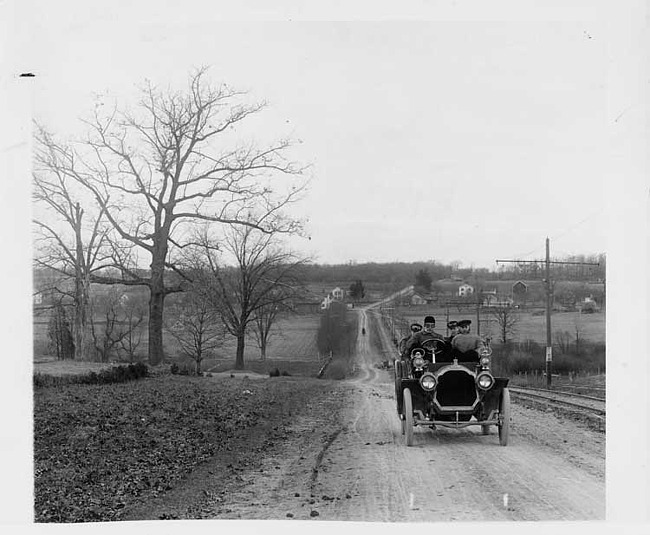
top-left (421, 338), bottom-right (446, 356)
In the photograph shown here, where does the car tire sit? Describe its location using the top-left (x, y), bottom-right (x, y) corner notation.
top-left (394, 360), bottom-right (402, 414)
top-left (404, 387), bottom-right (414, 447)
top-left (498, 388), bottom-right (511, 446)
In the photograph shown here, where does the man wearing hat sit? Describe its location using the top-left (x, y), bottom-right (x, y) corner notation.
top-left (445, 320), bottom-right (459, 344)
top-left (403, 315), bottom-right (445, 357)
top-left (451, 319), bottom-right (485, 362)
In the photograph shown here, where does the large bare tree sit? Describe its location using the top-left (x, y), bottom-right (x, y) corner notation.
top-left (34, 68), bottom-right (306, 365)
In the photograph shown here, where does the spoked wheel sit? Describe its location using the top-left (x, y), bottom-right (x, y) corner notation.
top-left (394, 360), bottom-right (402, 399)
top-left (394, 360), bottom-right (403, 417)
top-left (403, 388), bottom-right (414, 447)
top-left (498, 388), bottom-right (511, 446)
top-left (481, 424), bottom-right (490, 435)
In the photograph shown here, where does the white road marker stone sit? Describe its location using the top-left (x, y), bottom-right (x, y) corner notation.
top-left (409, 493), bottom-right (415, 509)
top-left (503, 493), bottom-right (509, 508)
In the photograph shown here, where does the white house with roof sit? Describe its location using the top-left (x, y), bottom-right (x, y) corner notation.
top-left (321, 287), bottom-right (345, 310)
top-left (458, 283), bottom-right (474, 297)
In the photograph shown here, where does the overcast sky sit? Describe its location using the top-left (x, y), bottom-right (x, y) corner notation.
top-left (15, 2), bottom-right (623, 268)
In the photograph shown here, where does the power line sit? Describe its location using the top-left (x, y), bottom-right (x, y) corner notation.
top-left (551, 209), bottom-right (603, 243)
top-left (503, 209), bottom-right (604, 263)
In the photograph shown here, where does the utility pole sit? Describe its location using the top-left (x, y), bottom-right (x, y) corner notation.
top-left (496, 237), bottom-right (599, 389)
top-left (544, 238), bottom-right (552, 388)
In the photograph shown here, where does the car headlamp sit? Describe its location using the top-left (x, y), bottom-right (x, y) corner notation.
top-left (419, 373), bottom-right (436, 391)
top-left (412, 355), bottom-right (425, 370)
top-left (476, 372), bottom-right (495, 390)
top-left (478, 346), bottom-right (492, 358)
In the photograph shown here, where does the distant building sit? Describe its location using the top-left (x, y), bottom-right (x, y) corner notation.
top-left (512, 281), bottom-right (528, 296)
top-left (331, 287), bottom-right (344, 300)
top-left (458, 283), bottom-right (474, 297)
top-left (410, 293), bottom-right (427, 306)
top-left (320, 295), bottom-right (332, 310)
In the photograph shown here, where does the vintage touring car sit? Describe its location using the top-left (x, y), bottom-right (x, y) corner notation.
top-left (394, 337), bottom-right (510, 446)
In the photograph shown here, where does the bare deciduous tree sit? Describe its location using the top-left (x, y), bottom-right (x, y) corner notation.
top-left (89, 288), bottom-right (143, 362)
top-left (488, 305), bottom-right (520, 344)
top-left (554, 330), bottom-right (572, 355)
top-left (117, 294), bottom-right (146, 361)
top-left (166, 287), bottom-right (225, 375)
top-left (34, 68), bottom-right (307, 365)
top-left (251, 301), bottom-right (289, 361)
top-left (33, 128), bottom-right (111, 359)
top-left (195, 224), bottom-right (307, 369)
top-left (47, 300), bottom-right (75, 360)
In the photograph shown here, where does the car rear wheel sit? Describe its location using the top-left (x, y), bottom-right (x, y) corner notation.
top-left (498, 388), bottom-right (511, 446)
top-left (404, 388), bottom-right (414, 446)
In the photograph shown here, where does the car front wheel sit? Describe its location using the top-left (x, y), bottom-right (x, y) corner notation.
top-left (404, 388), bottom-right (414, 446)
top-left (498, 388), bottom-right (511, 446)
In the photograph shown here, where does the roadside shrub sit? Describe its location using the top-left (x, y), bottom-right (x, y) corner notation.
top-left (324, 358), bottom-right (348, 380)
top-left (170, 362), bottom-right (180, 375)
top-left (269, 368), bottom-right (280, 377)
top-left (33, 363), bottom-right (149, 389)
top-left (491, 337), bottom-right (605, 376)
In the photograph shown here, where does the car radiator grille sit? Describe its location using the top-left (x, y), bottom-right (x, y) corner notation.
top-left (435, 370), bottom-right (478, 407)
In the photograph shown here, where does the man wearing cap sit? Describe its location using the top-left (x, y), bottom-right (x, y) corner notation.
top-left (403, 315), bottom-right (445, 358)
top-left (451, 319), bottom-right (485, 362)
top-left (445, 320), bottom-right (459, 344)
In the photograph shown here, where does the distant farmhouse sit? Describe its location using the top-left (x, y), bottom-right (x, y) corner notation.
top-left (458, 283), bottom-right (474, 297)
top-left (320, 286), bottom-right (345, 310)
top-left (512, 280), bottom-right (528, 304)
top-left (410, 292), bottom-right (428, 306)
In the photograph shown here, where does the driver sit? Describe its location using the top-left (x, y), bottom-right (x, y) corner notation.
top-left (451, 319), bottom-right (485, 362)
top-left (398, 323), bottom-right (423, 355)
top-left (403, 315), bottom-right (445, 358)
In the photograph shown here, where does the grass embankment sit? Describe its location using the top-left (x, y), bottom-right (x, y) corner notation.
top-left (34, 373), bottom-right (335, 523)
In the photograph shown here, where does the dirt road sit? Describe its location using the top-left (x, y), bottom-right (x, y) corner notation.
top-left (182, 305), bottom-right (605, 521)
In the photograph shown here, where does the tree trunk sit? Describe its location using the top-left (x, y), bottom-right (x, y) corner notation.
top-left (73, 215), bottom-right (86, 360)
top-left (235, 332), bottom-right (246, 370)
top-left (148, 278), bottom-right (165, 366)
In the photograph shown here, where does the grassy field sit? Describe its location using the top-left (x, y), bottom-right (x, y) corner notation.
top-left (34, 313), bottom-right (322, 376)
